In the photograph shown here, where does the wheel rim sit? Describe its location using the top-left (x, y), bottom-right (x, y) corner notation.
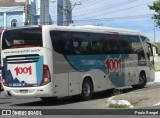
top-left (83, 83), bottom-right (91, 97)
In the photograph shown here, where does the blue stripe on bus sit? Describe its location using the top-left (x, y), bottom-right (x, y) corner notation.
top-left (36, 56), bottom-right (43, 85)
top-left (3, 58), bottom-right (22, 87)
top-left (3, 56), bottom-right (44, 87)
top-left (65, 54), bottom-right (129, 87)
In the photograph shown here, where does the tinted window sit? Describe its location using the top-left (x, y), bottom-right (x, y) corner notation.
top-left (140, 36), bottom-right (153, 63)
top-left (50, 30), bottom-right (145, 57)
top-left (105, 34), bottom-right (119, 54)
top-left (90, 33), bottom-right (105, 54)
top-left (126, 35), bottom-right (146, 65)
top-left (2, 28), bottom-right (42, 50)
top-left (72, 32), bottom-right (91, 54)
top-left (50, 31), bottom-right (73, 54)
top-left (90, 34), bottom-right (132, 54)
top-left (117, 35), bottom-right (133, 54)
top-left (50, 31), bottom-right (91, 55)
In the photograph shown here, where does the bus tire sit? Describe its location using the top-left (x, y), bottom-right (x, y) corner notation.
top-left (81, 79), bottom-right (93, 101)
top-left (132, 72), bottom-right (146, 89)
top-left (40, 97), bottom-right (58, 103)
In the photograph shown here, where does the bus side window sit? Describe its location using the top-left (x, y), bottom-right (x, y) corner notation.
top-left (105, 34), bottom-right (119, 54)
top-left (126, 35), bottom-right (146, 65)
top-left (90, 33), bottom-right (105, 54)
top-left (72, 32), bottom-right (90, 54)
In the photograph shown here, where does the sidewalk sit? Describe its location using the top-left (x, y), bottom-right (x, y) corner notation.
top-left (107, 83), bottom-right (160, 108)
top-left (105, 71), bottom-right (160, 108)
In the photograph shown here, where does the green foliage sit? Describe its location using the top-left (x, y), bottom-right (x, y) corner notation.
top-left (148, 0), bottom-right (160, 27)
top-left (109, 104), bottom-right (129, 109)
top-left (155, 42), bottom-right (160, 49)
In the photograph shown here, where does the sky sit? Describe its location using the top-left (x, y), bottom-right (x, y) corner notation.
top-left (70, 0), bottom-right (159, 42)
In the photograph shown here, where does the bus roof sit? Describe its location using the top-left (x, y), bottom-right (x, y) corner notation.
top-left (3, 25), bottom-right (147, 37)
top-left (53, 25), bottom-right (146, 37)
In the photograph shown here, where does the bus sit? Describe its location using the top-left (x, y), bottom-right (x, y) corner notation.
top-left (0, 25), bottom-right (157, 101)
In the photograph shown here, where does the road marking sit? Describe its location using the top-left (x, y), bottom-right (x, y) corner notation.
top-left (153, 102), bottom-right (160, 106)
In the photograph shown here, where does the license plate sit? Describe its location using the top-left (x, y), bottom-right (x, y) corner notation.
top-left (20, 90), bottom-right (28, 94)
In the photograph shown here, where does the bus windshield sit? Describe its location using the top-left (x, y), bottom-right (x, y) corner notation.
top-left (2, 28), bottom-right (42, 50)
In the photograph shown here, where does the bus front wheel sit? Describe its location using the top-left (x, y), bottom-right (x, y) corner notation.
top-left (81, 79), bottom-right (93, 100)
top-left (132, 73), bottom-right (146, 89)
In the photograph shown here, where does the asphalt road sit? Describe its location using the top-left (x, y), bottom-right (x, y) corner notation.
top-left (0, 82), bottom-right (160, 109)
top-left (0, 82), bottom-right (160, 117)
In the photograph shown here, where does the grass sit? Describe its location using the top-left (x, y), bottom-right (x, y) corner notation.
top-left (109, 104), bottom-right (129, 109)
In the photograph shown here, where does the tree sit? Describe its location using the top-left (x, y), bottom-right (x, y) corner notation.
top-left (148, 0), bottom-right (160, 26)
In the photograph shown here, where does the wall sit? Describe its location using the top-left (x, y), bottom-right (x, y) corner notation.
top-left (0, 6), bottom-right (24, 28)
top-left (7, 11), bottom-right (23, 27)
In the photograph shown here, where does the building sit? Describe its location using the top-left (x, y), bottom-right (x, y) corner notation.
top-left (0, 0), bottom-right (72, 37)
top-left (0, 0), bottom-right (25, 28)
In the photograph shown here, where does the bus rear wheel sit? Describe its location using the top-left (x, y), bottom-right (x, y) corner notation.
top-left (81, 79), bottom-right (93, 101)
top-left (132, 73), bottom-right (146, 89)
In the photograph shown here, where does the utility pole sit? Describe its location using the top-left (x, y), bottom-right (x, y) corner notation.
top-left (41, 1), bottom-right (48, 25)
top-left (154, 20), bottom-right (156, 43)
top-left (63, 2), bottom-right (81, 26)
top-left (42, 0), bottom-right (54, 25)
top-left (24, 0), bottom-right (29, 25)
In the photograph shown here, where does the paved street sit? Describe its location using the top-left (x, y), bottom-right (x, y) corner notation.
top-left (0, 82), bottom-right (160, 118)
top-left (0, 82), bottom-right (160, 110)
top-left (0, 90), bottom-right (113, 109)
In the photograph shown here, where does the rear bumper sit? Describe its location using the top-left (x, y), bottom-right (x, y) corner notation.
top-left (3, 83), bottom-right (54, 98)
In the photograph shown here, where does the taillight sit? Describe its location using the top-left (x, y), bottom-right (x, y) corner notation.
top-left (1, 67), bottom-right (8, 87)
top-left (38, 25), bottom-right (42, 28)
top-left (40, 65), bottom-right (51, 86)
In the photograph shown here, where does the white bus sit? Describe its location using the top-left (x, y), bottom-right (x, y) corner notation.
top-left (0, 25), bottom-right (157, 101)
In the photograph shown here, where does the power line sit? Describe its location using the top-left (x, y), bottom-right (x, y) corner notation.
top-left (36, 14), bottom-right (152, 24)
top-left (73, 14), bottom-right (153, 23)
top-left (74, 1), bottom-right (154, 21)
top-left (71, 0), bottom-right (141, 22)
top-left (0, 14), bottom-right (154, 29)
top-left (73, 0), bottom-right (141, 17)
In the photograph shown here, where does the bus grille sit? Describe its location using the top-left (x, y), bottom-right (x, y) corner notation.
top-left (6, 54), bottom-right (39, 64)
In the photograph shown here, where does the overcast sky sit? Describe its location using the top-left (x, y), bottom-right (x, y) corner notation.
top-left (70, 0), bottom-right (159, 42)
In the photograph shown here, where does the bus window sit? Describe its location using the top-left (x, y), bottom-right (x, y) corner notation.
top-left (126, 35), bottom-right (146, 65)
top-left (90, 33), bottom-right (105, 54)
top-left (2, 28), bottom-right (42, 49)
top-left (146, 42), bottom-right (154, 65)
top-left (50, 31), bottom-right (73, 55)
top-left (72, 32), bottom-right (90, 54)
top-left (50, 31), bottom-right (91, 55)
top-left (117, 35), bottom-right (132, 54)
top-left (105, 34), bottom-right (118, 54)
